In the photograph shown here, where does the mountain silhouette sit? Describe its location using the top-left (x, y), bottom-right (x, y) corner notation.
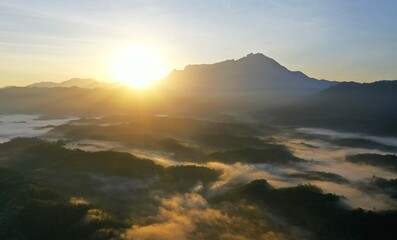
top-left (2, 53), bottom-right (396, 127)
top-left (265, 80), bottom-right (397, 135)
top-left (162, 53), bottom-right (336, 96)
top-left (27, 78), bottom-right (124, 89)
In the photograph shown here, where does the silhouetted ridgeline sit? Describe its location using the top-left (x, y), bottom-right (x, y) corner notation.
top-left (2, 54), bottom-right (396, 135)
top-left (27, 78), bottom-right (124, 89)
top-left (264, 80), bottom-right (397, 135)
top-left (207, 146), bottom-right (305, 165)
top-left (161, 53), bottom-right (336, 110)
top-left (288, 171), bottom-right (349, 184)
top-left (163, 53), bottom-right (334, 95)
top-left (346, 153), bottom-right (397, 172)
top-left (0, 53), bottom-right (337, 116)
top-left (293, 131), bottom-right (397, 153)
top-left (359, 176), bottom-right (397, 200)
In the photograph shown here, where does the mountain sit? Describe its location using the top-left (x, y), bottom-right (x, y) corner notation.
top-left (264, 80), bottom-right (397, 135)
top-left (7, 53), bottom-right (397, 121)
top-left (162, 53), bottom-right (336, 96)
top-left (27, 78), bottom-right (124, 89)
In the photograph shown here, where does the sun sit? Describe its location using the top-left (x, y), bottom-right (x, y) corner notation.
top-left (110, 44), bottom-right (168, 88)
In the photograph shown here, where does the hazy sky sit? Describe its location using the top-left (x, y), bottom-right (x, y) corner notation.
top-left (1, 0), bottom-right (397, 86)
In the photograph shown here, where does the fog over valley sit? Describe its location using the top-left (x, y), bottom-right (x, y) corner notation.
top-left (1, 112), bottom-right (396, 239)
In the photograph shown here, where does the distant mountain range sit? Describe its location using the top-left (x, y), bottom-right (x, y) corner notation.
top-left (1, 53), bottom-right (396, 135)
top-left (27, 78), bottom-right (124, 89)
top-left (26, 54), bottom-right (335, 97)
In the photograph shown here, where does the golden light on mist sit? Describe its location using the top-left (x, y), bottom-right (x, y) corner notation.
top-left (110, 44), bottom-right (168, 89)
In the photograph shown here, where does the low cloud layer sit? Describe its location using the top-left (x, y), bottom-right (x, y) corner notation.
top-left (122, 193), bottom-right (291, 240)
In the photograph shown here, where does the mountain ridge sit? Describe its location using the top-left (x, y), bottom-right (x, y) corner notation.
top-left (163, 53), bottom-right (337, 96)
top-left (27, 78), bottom-right (124, 89)
top-left (263, 79), bottom-right (397, 135)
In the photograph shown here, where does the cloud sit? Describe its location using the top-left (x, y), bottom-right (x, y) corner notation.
top-left (69, 196), bottom-right (89, 205)
top-left (206, 162), bottom-right (290, 195)
top-left (121, 193), bottom-right (290, 240)
top-left (312, 181), bottom-right (397, 210)
top-left (121, 193), bottom-right (228, 240)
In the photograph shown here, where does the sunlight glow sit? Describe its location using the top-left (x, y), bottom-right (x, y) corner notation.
top-left (110, 45), bottom-right (168, 88)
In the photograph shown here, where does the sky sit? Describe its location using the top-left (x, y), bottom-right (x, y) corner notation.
top-left (1, 0), bottom-right (397, 86)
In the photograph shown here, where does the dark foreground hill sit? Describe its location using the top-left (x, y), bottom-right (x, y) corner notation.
top-left (262, 80), bottom-right (397, 135)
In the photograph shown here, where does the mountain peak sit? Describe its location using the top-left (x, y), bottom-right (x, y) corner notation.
top-left (245, 52), bottom-right (267, 58)
top-left (236, 52), bottom-right (283, 69)
top-left (164, 53), bottom-right (335, 96)
top-left (242, 52), bottom-right (274, 61)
